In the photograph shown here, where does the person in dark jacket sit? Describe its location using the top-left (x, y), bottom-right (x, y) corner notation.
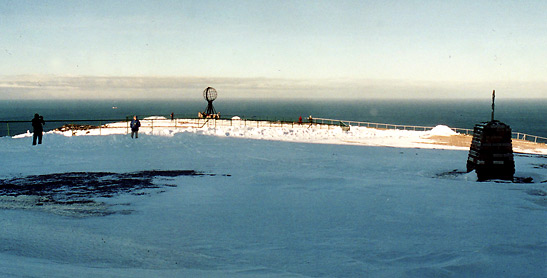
top-left (130, 115), bottom-right (141, 138)
top-left (31, 113), bottom-right (45, 145)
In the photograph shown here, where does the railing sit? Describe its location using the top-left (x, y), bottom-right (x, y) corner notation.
top-left (2, 116), bottom-right (546, 145)
top-left (312, 117), bottom-right (474, 134)
top-left (0, 117), bottom-right (327, 137)
top-left (512, 132), bottom-right (547, 144)
top-left (191, 118), bottom-right (324, 129)
top-left (312, 117), bottom-right (547, 145)
top-left (0, 119), bottom-right (128, 137)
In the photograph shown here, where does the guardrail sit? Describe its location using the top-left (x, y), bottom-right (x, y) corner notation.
top-left (0, 119), bottom-right (129, 137)
top-left (2, 116), bottom-right (546, 145)
top-left (312, 117), bottom-right (547, 145)
top-left (0, 117), bottom-right (328, 137)
top-left (512, 132), bottom-right (547, 144)
top-left (312, 117), bottom-right (474, 134)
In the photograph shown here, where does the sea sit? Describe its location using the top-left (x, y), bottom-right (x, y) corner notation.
top-left (0, 98), bottom-right (545, 138)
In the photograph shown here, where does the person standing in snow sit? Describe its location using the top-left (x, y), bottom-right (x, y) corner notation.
top-left (130, 115), bottom-right (141, 139)
top-left (31, 113), bottom-right (45, 145)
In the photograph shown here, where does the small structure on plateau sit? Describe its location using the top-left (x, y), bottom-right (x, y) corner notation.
top-left (198, 87), bottom-right (220, 119)
top-left (466, 90), bottom-right (515, 181)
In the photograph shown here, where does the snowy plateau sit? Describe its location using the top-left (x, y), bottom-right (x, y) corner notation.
top-left (1, 118), bottom-right (546, 278)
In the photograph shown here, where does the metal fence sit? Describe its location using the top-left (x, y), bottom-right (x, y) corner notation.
top-left (0, 117), bottom-right (330, 137)
top-left (0, 119), bottom-right (128, 137)
top-left (2, 116), bottom-right (546, 145)
top-left (312, 117), bottom-right (547, 145)
top-left (512, 132), bottom-right (547, 144)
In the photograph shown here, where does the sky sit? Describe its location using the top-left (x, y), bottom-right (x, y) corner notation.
top-left (0, 0), bottom-right (546, 99)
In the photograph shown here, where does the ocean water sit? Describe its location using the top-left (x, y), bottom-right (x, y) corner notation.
top-left (0, 98), bottom-right (545, 138)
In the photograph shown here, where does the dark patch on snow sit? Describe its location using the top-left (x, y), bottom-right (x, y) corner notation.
top-left (515, 153), bottom-right (547, 159)
top-left (526, 189), bottom-right (547, 197)
top-left (0, 170), bottom-right (206, 200)
top-left (513, 177), bottom-right (534, 183)
top-left (435, 169), bottom-right (467, 178)
top-left (0, 170), bottom-right (218, 217)
top-left (435, 170), bottom-right (537, 184)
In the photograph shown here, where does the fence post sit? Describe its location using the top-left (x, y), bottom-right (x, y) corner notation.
top-left (7, 123), bottom-right (10, 137)
top-left (99, 121), bottom-right (102, 135)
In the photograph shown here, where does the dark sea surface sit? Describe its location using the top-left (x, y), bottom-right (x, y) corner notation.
top-left (0, 99), bottom-right (545, 138)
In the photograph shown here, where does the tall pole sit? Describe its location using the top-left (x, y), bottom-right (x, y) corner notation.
top-left (491, 90), bottom-right (495, 121)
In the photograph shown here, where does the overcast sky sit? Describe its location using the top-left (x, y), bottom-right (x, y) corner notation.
top-left (1, 0), bottom-right (546, 99)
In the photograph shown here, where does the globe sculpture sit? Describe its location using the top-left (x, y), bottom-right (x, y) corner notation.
top-left (199, 87), bottom-right (219, 118)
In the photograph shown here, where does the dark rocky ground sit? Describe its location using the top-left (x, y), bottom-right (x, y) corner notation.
top-left (0, 170), bottom-right (219, 217)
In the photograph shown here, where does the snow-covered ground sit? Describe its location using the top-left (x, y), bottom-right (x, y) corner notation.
top-left (1, 118), bottom-right (546, 277)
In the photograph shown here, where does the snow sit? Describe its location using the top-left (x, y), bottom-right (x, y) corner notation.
top-left (9, 119), bottom-right (478, 151)
top-left (142, 116), bottom-right (167, 120)
top-left (426, 125), bottom-right (458, 136)
top-left (1, 118), bottom-right (546, 277)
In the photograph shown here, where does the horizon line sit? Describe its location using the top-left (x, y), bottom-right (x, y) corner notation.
top-left (1, 75), bottom-right (545, 100)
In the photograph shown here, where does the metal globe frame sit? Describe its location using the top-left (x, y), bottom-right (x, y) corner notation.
top-left (200, 87), bottom-right (219, 118)
top-left (203, 87), bottom-right (218, 102)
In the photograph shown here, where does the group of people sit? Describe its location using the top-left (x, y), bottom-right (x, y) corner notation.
top-left (30, 114), bottom-right (143, 145)
top-left (297, 115), bottom-right (313, 124)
